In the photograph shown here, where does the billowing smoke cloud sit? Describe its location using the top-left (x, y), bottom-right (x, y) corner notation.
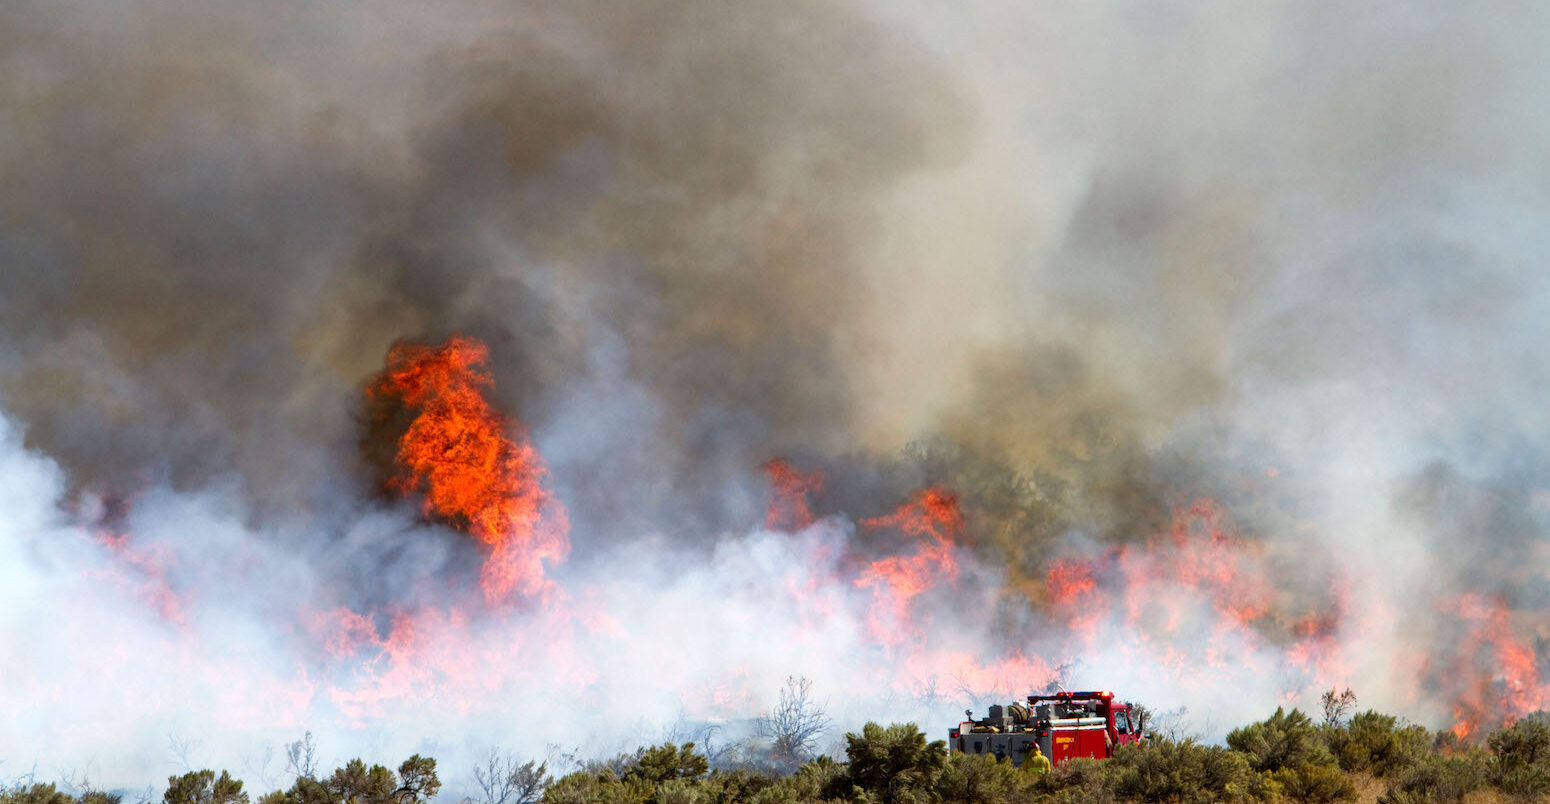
top-left (3, 0), bottom-right (1550, 792)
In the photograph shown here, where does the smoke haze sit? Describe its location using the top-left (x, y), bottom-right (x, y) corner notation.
top-left (3, 0), bottom-right (1549, 791)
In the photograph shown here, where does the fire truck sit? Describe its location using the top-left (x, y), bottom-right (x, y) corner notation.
top-left (948, 691), bottom-right (1145, 767)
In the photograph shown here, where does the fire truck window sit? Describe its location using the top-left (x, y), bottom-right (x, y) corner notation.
top-left (1115, 711), bottom-right (1130, 734)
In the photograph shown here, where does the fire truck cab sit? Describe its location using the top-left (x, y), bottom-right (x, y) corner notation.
top-left (948, 690), bottom-right (1144, 767)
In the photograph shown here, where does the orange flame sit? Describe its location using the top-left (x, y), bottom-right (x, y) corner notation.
top-left (1043, 499), bottom-right (1349, 694)
top-left (855, 488), bottom-right (962, 645)
top-left (368, 335), bottom-right (568, 604)
top-left (94, 529), bottom-right (186, 627)
top-left (77, 494), bottom-right (186, 627)
top-left (762, 458), bottom-right (823, 531)
top-left (1442, 593), bottom-right (1548, 740)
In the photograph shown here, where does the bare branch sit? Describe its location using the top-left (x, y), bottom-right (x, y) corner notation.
top-left (1321, 687), bottom-right (1358, 728)
top-left (471, 749), bottom-right (546, 804)
top-left (166, 734), bottom-right (202, 774)
top-left (755, 676), bottom-right (831, 771)
top-left (242, 744), bottom-right (279, 792)
top-left (284, 731), bottom-right (318, 780)
top-left (506, 761), bottom-right (546, 804)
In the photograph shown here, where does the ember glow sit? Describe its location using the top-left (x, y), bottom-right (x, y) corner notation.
top-left (3, 0), bottom-right (1550, 791)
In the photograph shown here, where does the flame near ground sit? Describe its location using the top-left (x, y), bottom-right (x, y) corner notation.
top-left (4, 332), bottom-right (1544, 790)
top-left (3, 0), bottom-right (1550, 793)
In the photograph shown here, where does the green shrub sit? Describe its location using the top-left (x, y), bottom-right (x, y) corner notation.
top-left (933, 752), bottom-right (1024, 804)
top-left (164, 771), bottom-right (248, 804)
top-left (1488, 718), bottom-right (1550, 774)
top-left (1227, 708), bottom-right (1335, 774)
top-left (770, 755), bottom-right (836, 802)
top-left (653, 779), bottom-right (708, 804)
top-left (393, 755), bottom-right (439, 804)
top-left (1377, 751), bottom-right (1491, 804)
top-left (326, 760), bottom-right (395, 804)
top-left (744, 785), bottom-right (799, 804)
top-left (1324, 711), bottom-right (1428, 777)
top-left (259, 775), bottom-right (330, 804)
top-left (624, 744), bottom-right (710, 787)
top-left (1108, 739), bottom-right (1258, 803)
top-left (1246, 772), bottom-right (1284, 801)
top-left (1485, 718), bottom-right (1550, 800)
top-left (0, 784), bottom-right (75, 804)
top-left (1034, 757), bottom-right (1120, 804)
top-left (1496, 765), bottom-right (1550, 800)
top-left (699, 769), bottom-right (776, 803)
top-left (841, 723), bottom-right (946, 804)
top-left (540, 770), bottom-right (649, 804)
top-left (1269, 762), bottom-right (1354, 802)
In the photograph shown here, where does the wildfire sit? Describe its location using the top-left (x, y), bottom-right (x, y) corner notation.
top-left (1042, 499), bottom-right (1345, 694)
top-left (63, 399), bottom-right (1542, 746)
top-left (93, 529), bottom-right (185, 627)
top-left (1442, 593), bottom-right (1548, 740)
top-left (367, 335), bottom-right (569, 604)
top-left (763, 458), bottom-right (823, 531)
top-left (855, 489), bottom-right (962, 645)
top-left (78, 493), bottom-right (186, 627)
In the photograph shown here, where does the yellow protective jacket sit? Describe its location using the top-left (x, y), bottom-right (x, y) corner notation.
top-left (1022, 752), bottom-right (1052, 777)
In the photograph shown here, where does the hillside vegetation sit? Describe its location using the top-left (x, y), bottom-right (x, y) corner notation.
top-left (6, 706), bottom-right (1550, 804)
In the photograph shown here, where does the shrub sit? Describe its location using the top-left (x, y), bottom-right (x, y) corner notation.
top-left (258, 775), bottom-right (330, 804)
top-left (842, 723), bottom-right (946, 804)
top-left (1488, 718), bottom-right (1550, 774)
top-left (542, 744), bottom-right (711, 804)
top-left (1246, 772), bottom-right (1284, 801)
top-left (698, 768), bottom-right (776, 803)
top-left (624, 744), bottom-right (710, 787)
top-left (785, 756), bottom-right (845, 802)
top-left (0, 784), bottom-right (75, 804)
top-left (1227, 708), bottom-right (1334, 774)
top-left (1269, 762), bottom-right (1355, 802)
top-left (1324, 711), bottom-right (1428, 777)
top-left (164, 771), bottom-right (248, 804)
top-left (1377, 751), bottom-right (1491, 804)
top-left (1034, 757), bottom-right (1119, 804)
top-left (933, 752), bottom-right (1024, 804)
top-left (540, 770), bottom-right (648, 804)
top-left (1495, 765), bottom-right (1550, 800)
top-left (744, 786), bottom-right (799, 804)
top-left (756, 677), bottom-right (831, 773)
top-left (1108, 739), bottom-right (1257, 803)
top-left (652, 779), bottom-right (707, 804)
top-left (1486, 718), bottom-right (1550, 800)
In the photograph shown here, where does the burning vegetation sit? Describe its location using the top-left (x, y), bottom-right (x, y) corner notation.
top-left (14, 324), bottom-right (1549, 792)
top-left (365, 335), bottom-right (568, 605)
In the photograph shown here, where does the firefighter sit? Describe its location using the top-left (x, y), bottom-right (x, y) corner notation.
top-left (1022, 744), bottom-right (1051, 778)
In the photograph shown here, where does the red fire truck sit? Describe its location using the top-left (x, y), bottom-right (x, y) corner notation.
top-left (948, 691), bottom-right (1145, 767)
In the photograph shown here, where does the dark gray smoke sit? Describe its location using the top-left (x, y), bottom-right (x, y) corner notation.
top-left (0, 0), bottom-right (969, 547)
